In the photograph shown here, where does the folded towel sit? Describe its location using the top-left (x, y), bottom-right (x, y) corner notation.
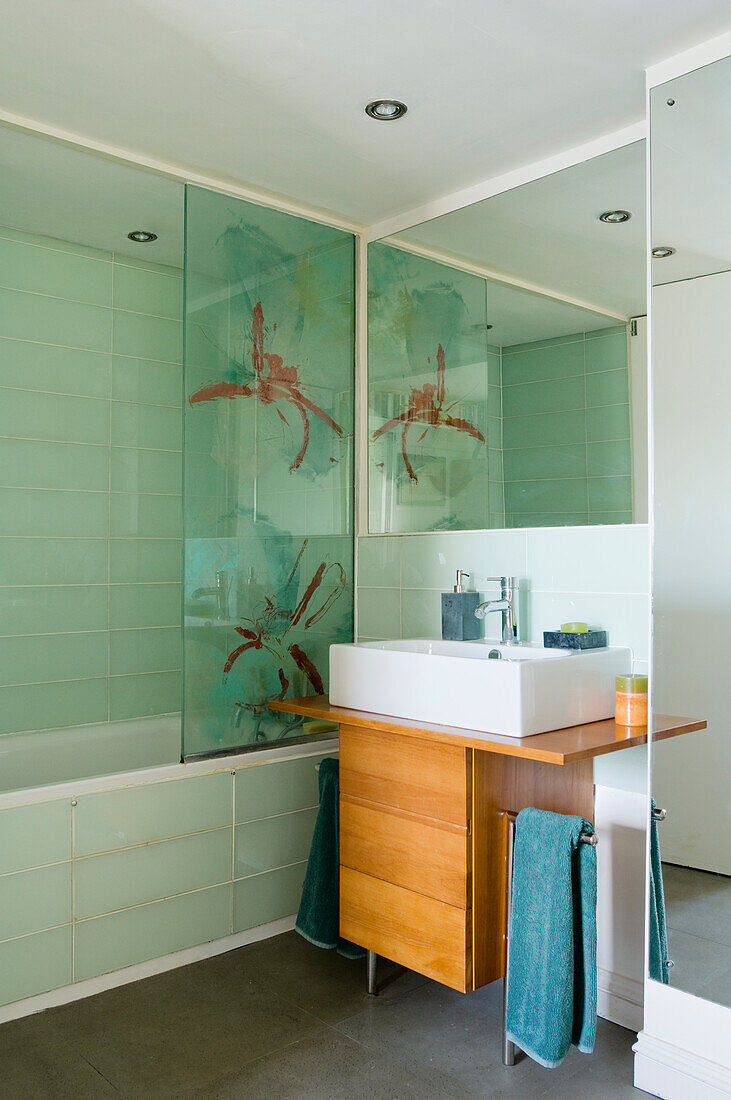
top-left (295, 757), bottom-right (364, 960)
top-left (649, 800), bottom-right (670, 984)
top-left (505, 807), bottom-right (597, 1068)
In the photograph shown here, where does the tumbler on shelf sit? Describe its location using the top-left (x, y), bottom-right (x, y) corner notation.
top-left (615, 675), bottom-right (648, 727)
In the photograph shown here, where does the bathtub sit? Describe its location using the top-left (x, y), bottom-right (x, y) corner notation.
top-left (0, 714), bottom-right (181, 797)
top-left (0, 717), bottom-right (338, 1023)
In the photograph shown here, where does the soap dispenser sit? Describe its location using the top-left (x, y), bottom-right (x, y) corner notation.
top-left (441, 570), bottom-right (480, 641)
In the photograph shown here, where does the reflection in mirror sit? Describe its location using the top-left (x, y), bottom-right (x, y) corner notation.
top-left (650, 55), bottom-right (731, 1008)
top-left (368, 142), bottom-right (647, 533)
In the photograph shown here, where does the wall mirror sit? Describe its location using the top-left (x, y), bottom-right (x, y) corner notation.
top-left (367, 142), bottom-right (647, 533)
top-left (650, 54), bottom-right (731, 1007)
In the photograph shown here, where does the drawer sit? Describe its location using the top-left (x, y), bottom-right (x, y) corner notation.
top-left (340, 796), bottom-right (469, 908)
top-left (339, 725), bottom-right (469, 827)
top-left (340, 867), bottom-right (471, 992)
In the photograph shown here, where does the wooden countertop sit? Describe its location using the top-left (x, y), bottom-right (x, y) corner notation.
top-left (269, 695), bottom-right (706, 766)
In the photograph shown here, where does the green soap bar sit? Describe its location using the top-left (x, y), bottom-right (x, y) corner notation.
top-left (560, 621), bottom-right (589, 634)
top-left (302, 719), bottom-right (338, 735)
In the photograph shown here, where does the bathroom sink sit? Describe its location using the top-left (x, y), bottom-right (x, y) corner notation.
top-left (329, 639), bottom-right (631, 737)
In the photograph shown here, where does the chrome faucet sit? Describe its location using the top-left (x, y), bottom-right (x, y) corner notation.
top-left (191, 570), bottom-right (232, 620)
top-left (475, 576), bottom-right (519, 645)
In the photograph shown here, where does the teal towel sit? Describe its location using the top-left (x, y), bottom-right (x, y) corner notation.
top-left (295, 758), bottom-right (364, 960)
top-left (649, 800), bottom-right (670, 984)
top-left (505, 807), bottom-right (597, 1068)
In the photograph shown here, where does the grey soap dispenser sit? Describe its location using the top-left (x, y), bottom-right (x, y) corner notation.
top-left (441, 570), bottom-right (481, 641)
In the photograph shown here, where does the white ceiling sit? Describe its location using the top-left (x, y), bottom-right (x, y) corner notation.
top-left (0, 0), bottom-right (729, 224)
top-left (394, 142), bottom-right (647, 319)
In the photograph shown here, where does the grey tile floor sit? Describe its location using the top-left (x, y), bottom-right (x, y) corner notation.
top-left (664, 862), bottom-right (731, 1006)
top-left (0, 931), bottom-right (644, 1099)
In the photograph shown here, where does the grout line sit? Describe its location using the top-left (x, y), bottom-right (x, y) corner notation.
top-left (502, 400), bottom-right (629, 422)
top-left (357, 584), bottom-right (648, 596)
top-left (0, 582), bottom-right (180, 588)
top-left (0, 537), bottom-right (181, 544)
top-left (74, 823), bottom-right (232, 864)
top-left (0, 436), bottom-right (182, 453)
top-left (502, 474), bottom-right (630, 484)
top-left (0, 669), bottom-right (181, 690)
top-left (110, 259), bottom-right (182, 281)
top-left (0, 486), bottom-right (181, 495)
top-left (504, 438), bottom-right (628, 450)
top-left (0, 920), bottom-right (73, 948)
top-left (0, 711), bottom-right (180, 754)
top-left (0, 228), bottom-right (114, 262)
top-left (0, 625), bottom-right (178, 638)
top-left (0, 226), bottom-right (182, 277)
top-left (0, 487), bottom-right (180, 496)
top-left (233, 859), bottom-right (308, 883)
top-left (72, 879), bottom-right (232, 926)
top-left (0, 857), bottom-right (72, 880)
top-left (501, 330), bottom-right (624, 357)
top-left (235, 805), bottom-right (319, 829)
top-left (502, 439), bottom-right (630, 454)
top-left (0, 282), bottom-right (182, 324)
top-left (357, 524), bottom-right (644, 540)
top-left (0, 626), bottom-right (180, 640)
top-left (0, 383), bottom-right (182, 409)
top-left (502, 365), bottom-right (627, 389)
top-left (0, 334), bottom-right (181, 366)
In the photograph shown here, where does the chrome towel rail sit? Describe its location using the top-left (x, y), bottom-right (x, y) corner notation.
top-left (651, 806), bottom-right (667, 822)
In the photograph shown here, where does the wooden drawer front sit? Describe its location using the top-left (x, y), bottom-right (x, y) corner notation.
top-left (340, 867), bottom-right (471, 992)
top-left (339, 725), bottom-right (469, 827)
top-left (340, 797), bottom-right (469, 908)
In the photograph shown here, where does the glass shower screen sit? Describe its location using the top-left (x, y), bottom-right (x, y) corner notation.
top-left (182, 185), bottom-right (355, 758)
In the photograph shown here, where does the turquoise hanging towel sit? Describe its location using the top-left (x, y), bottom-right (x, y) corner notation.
top-left (649, 800), bottom-right (670, 983)
top-left (295, 757), bottom-right (364, 960)
top-left (505, 807), bottom-right (597, 1068)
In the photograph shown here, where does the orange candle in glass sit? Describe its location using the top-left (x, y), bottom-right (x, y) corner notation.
top-left (615, 675), bottom-right (648, 727)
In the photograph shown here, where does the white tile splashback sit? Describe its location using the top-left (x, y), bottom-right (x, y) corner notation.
top-left (358, 525), bottom-right (649, 658)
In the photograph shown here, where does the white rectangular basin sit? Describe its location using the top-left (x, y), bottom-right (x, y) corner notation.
top-left (329, 639), bottom-right (631, 738)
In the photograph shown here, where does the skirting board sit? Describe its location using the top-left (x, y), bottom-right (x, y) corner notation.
top-left (0, 914), bottom-right (297, 1026)
top-left (634, 1033), bottom-right (731, 1099)
top-left (598, 967), bottom-right (644, 1033)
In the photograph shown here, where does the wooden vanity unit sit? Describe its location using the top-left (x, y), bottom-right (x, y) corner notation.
top-left (271, 696), bottom-right (705, 994)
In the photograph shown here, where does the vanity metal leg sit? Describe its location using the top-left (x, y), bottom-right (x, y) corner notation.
top-left (366, 949), bottom-right (378, 996)
top-left (502, 817), bottom-right (516, 1067)
top-left (502, 979), bottom-right (516, 1066)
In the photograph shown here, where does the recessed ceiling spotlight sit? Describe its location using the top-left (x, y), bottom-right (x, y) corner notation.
top-left (652, 246), bottom-right (676, 259)
top-left (127, 230), bottom-right (157, 243)
top-left (365, 100), bottom-right (408, 121)
top-left (599, 210), bottom-right (632, 224)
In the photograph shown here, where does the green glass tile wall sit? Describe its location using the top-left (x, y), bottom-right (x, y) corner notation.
top-left (502, 326), bottom-right (632, 527)
top-left (183, 186), bottom-right (355, 757)
top-left (0, 750), bottom-right (332, 1008)
top-left (0, 224), bottom-right (183, 739)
